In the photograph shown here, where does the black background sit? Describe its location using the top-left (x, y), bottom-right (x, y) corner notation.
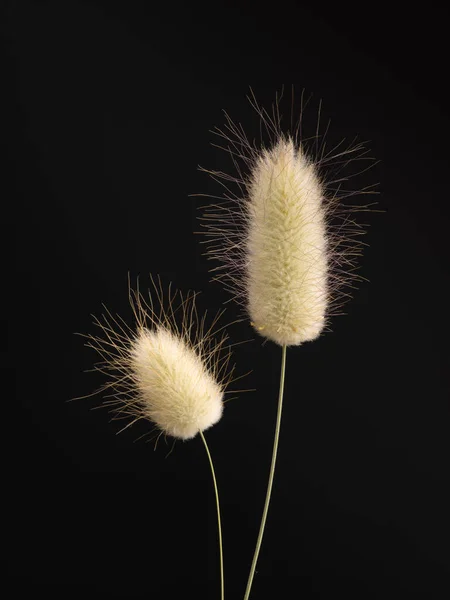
top-left (6, 1), bottom-right (450, 598)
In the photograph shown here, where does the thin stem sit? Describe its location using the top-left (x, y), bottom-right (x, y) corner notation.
top-left (200, 429), bottom-right (224, 600)
top-left (243, 344), bottom-right (287, 600)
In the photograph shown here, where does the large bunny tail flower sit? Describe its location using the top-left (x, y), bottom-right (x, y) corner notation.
top-left (198, 89), bottom-right (378, 346)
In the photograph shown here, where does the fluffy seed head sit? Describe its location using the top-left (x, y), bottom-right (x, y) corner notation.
top-left (130, 327), bottom-right (223, 439)
top-left (246, 137), bottom-right (328, 345)
top-left (78, 277), bottom-right (235, 441)
top-left (198, 90), bottom-right (375, 346)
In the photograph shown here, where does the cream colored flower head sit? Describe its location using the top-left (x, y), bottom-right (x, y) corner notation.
top-left (199, 90), bottom-right (374, 346)
top-left (80, 276), bottom-right (235, 441)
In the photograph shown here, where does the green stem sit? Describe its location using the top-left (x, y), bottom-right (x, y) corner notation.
top-left (200, 429), bottom-right (224, 600)
top-left (243, 344), bottom-right (287, 600)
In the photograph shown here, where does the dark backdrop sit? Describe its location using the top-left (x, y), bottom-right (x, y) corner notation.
top-left (6, 1), bottom-right (450, 598)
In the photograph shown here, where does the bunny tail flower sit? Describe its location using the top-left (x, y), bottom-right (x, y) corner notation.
top-left (198, 90), bottom-right (376, 346)
top-left (78, 276), bottom-right (235, 441)
top-left (246, 137), bottom-right (328, 345)
top-left (75, 276), bottom-right (237, 600)
top-left (194, 89), bottom-right (378, 600)
top-left (130, 327), bottom-right (223, 439)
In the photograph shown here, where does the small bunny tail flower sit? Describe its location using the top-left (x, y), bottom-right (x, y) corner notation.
top-left (197, 88), bottom-right (378, 346)
top-left (75, 276), bottom-right (237, 441)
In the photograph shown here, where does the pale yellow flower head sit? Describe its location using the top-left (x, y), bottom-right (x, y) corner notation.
top-left (81, 277), bottom-right (235, 440)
